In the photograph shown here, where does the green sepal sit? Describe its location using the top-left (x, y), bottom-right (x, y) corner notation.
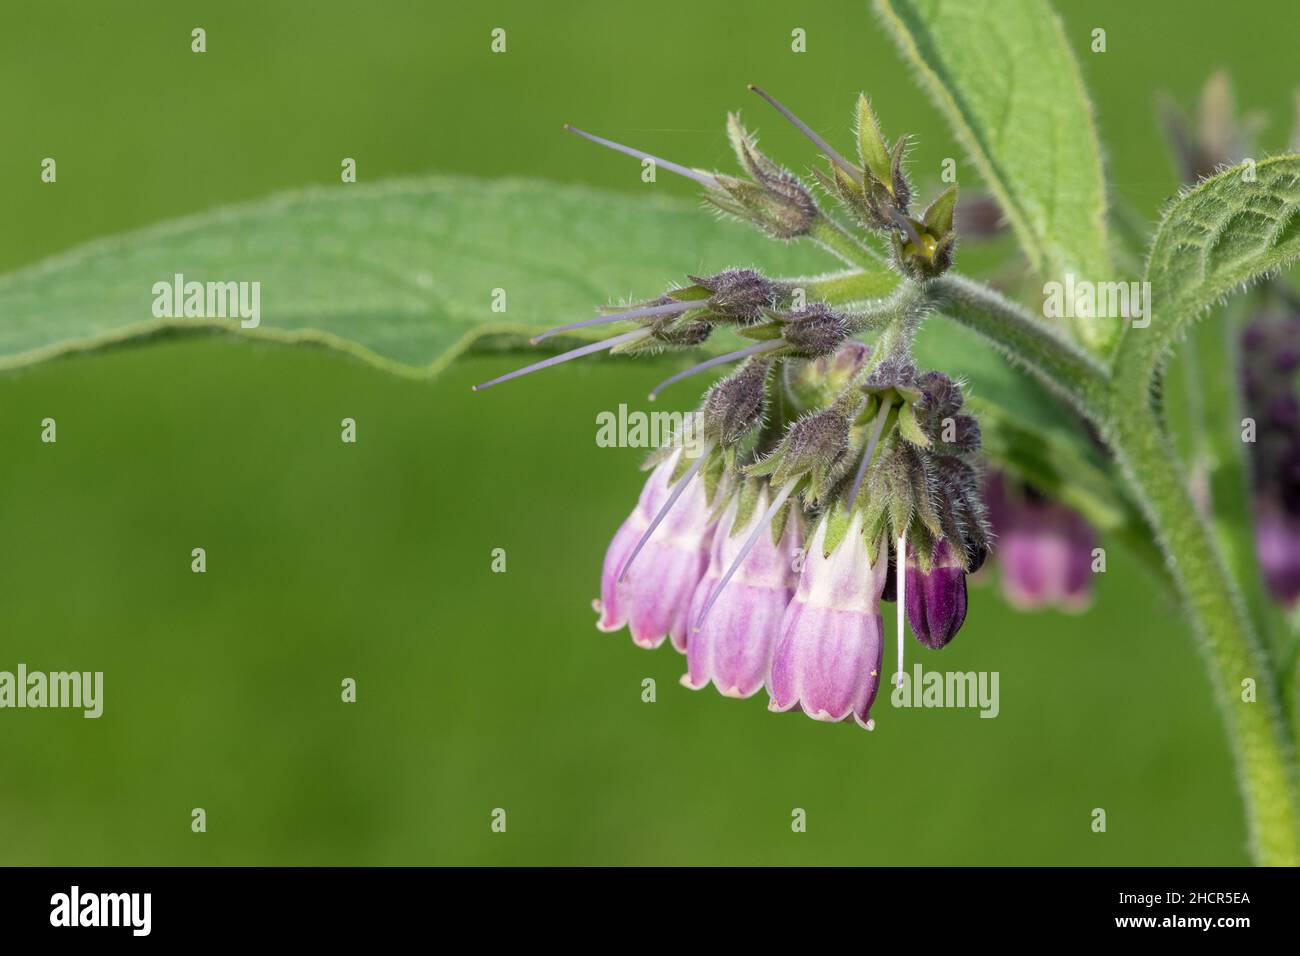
top-left (859, 431), bottom-right (895, 549)
top-left (667, 284), bottom-right (714, 303)
top-left (807, 165), bottom-right (838, 196)
top-left (610, 334), bottom-right (662, 355)
top-left (726, 113), bottom-right (770, 175)
top-left (905, 446), bottom-right (953, 558)
top-left (831, 160), bottom-right (865, 197)
top-left (819, 499), bottom-right (856, 559)
top-left (897, 402), bottom-right (931, 448)
top-left (882, 437), bottom-right (916, 537)
top-left (935, 482), bottom-right (967, 567)
top-left (894, 382), bottom-right (923, 404)
top-left (730, 478), bottom-right (762, 538)
top-left (855, 94), bottom-right (893, 191)
top-left (923, 184), bottom-right (958, 237)
top-left (745, 450), bottom-right (779, 479)
top-left (701, 452), bottom-right (727, 505)
top-left (863, 504), bottom-right (888, 565)
top-left (641, 442), bottom-right (677, 471)
top-left (770, 496), bottom-right (793, 546)
top-left (908, 520), bottom-right (937, 574)
top-left (668, 445), bottom-right (697, 483)
top-left (913, 465), bottom-right (946, 541)
top-left (854, 393), bottom-right (882, 428)
top-left (888, 135), bottom-right (912, 207)
top-left (735, 320), bottom-right (785, 341)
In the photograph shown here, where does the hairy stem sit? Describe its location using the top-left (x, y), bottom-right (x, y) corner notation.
top-left (805, 268), bottom-right (1109, 416)
top-left (807, 262), bottom-right (1300, 861)
top-left (1110, 401), bottom-right (1300, 865)
top-left (927, 274), bottom-right (1109, 415)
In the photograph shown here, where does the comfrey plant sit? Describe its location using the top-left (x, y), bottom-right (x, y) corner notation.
top-left (479, 89), bottom-right (987, 731)
top-left (473, 7), bottom-right (1300, 863)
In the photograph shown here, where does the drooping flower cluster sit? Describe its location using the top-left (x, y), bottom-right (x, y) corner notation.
top-left (585, 338), bottom-right (989, 730)
top-left (477, 88), bottom-right (992, 730)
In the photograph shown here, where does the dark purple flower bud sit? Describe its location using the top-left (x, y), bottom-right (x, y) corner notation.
top-left (915, 371), bottom-right (964, 420)
top-left (709, 114), bottom-right (820, 240)
top-left (689, 268), bottom-right (780, 325)
top-left (904, 539), bottom-right (968, 649)
top-left (749, 404), bottom-right (856, 504)
top-left (651, 318), bottom-right (713, 347)
top-left (703, 357), bottom-right (772, 445)
top-left (863, 353), bottom-right (918, 391)
top-left (781, 303), bottom-right (852, 357)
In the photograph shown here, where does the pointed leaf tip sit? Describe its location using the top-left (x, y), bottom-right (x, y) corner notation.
top-left (856, 93), bottom-right (892, 187)
top-left (924, 184), bottom-right (959, 237)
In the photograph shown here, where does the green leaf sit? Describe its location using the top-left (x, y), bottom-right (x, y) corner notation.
top-left (875, 0), bottom-right (1116, 350)
top-left (0, 176), bottom-right (838, 376)
top-left (1119, 155), bottom-right (1300, 383)
top-left (0, 172), bottom-right (1146, 557)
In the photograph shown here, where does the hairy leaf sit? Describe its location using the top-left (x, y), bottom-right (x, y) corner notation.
top-left (0, 177), bottom-right (838, 376)
top-left (1121, 155), bottom-right (1300, 381)
top-left (0, 174), bottom-right (1139, 547)
top-left (875, 0), bottom-right (1116, 349)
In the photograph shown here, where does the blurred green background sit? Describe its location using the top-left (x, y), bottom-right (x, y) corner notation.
top-left (1, 0), bottom-right (1295, 865)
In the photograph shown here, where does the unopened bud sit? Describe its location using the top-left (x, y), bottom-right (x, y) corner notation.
top-left (690, 268), bottom-right (781, 324)
top-left (704, 357), bottom-right (773, 445)
top-left (781, 303), bottom-right (852, 357)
